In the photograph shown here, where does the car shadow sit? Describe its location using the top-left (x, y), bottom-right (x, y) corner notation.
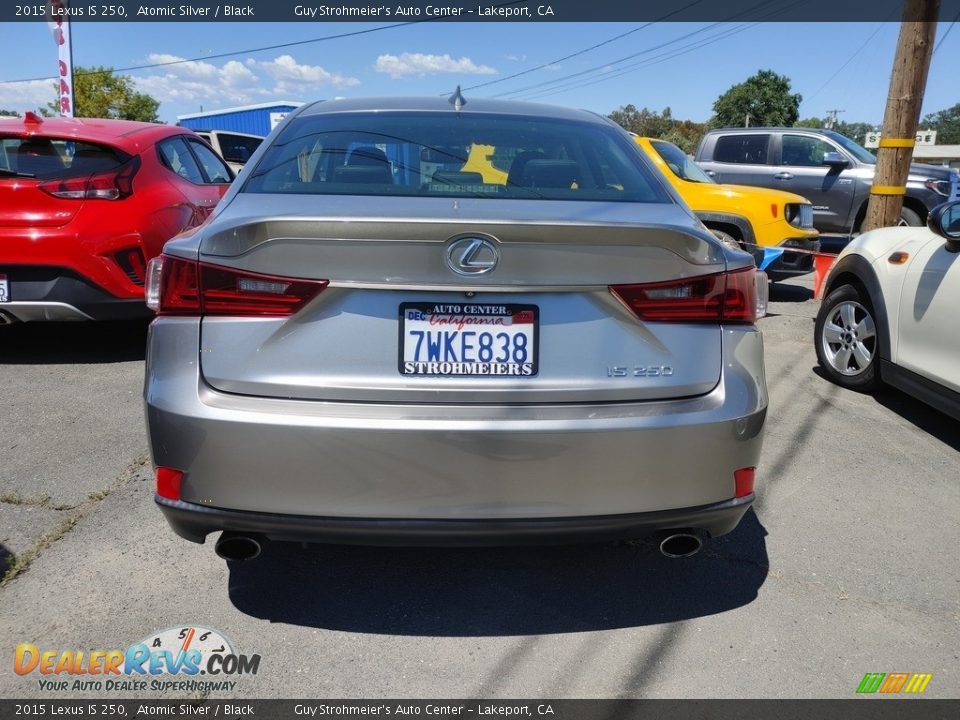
top-left (811, 367), bottom-right (960, 451)
top-left (768, 282), bottom-right (813, 303)
top-left (873, 387), bottom-right (960, 451)
top-left (227, 510), bottom-right (768, 636)
top-left (0, 320), bottom-right (150, 364)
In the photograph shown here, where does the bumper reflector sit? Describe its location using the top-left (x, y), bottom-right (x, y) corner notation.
top-left (734, 467), bottom-right (756, 498)
top-left (156, 467), bottom-right (184, 501)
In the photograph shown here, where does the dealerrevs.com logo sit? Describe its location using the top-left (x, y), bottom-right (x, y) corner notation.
top-left (14, 626), bottom-right (261, 693)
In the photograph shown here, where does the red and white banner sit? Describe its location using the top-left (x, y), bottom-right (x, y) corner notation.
top-left (47, 0), bottom-right (73, 117)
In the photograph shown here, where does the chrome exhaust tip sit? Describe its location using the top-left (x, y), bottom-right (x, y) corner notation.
top-left (658, 532), bottom-right (703, 559)
top-left (214, 532), bottom-right (262, 561)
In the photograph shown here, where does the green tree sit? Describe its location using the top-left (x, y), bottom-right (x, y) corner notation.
top-left (49, 66), bottom-right (159, 121)
top-left (834, 122), bottom-right (876, 145)
top-left (796, 117), bottom-right (877, 144)
top-left (921, 103), bottom-right (960, 144)
top-left (0, 109), bottom-right (20, 117)
top-left (608, 105), bottom-right (675, 138)
top-left (712, 70), bottom-right (802, 128)
top-left (607, 106), bottom-right (708, 154)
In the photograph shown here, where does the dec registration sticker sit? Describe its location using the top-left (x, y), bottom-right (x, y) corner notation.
top-left (400, 302), bottom-right (538, 377)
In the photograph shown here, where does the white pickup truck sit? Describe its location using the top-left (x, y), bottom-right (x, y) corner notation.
top-left (194, 130), bottom-right (263, 174)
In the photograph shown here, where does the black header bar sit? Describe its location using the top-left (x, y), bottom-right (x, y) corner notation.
top-left (9, 0), bottom-right (960, 23)
top-left (2, 700), bottom-right (959, 720)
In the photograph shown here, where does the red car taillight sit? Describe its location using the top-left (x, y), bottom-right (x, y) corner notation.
top-left (609, 267), bottom-right (762, 324)
top-left (38, 156), bottom-right (140, 200)
top-left (146, 254), bottom-right (328, 317)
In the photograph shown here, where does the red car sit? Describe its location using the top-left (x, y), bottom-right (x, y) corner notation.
top-left (0, 114), bottom-right (234, 322)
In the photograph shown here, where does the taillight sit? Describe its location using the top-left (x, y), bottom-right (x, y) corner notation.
top-left (609, 267), bottom-right (762, 324)
top-left (145, 254), bottom-right (328, 316)
top-left (38, 156), bottom-right (140, 200)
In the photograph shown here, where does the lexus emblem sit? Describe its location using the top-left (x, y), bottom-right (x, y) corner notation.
top-left (445, 236), bottom-right (499, 276)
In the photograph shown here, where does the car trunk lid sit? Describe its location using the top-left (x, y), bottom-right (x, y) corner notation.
top-left (196, 195), bottom-right (728, 404)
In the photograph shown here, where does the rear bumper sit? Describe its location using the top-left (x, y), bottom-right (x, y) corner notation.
top-left (156, 493), bottom-right (755, 546)
top-left (0, 267), bottom-right (148, 322)
top-left (145, 319), bottom-right (767, 544)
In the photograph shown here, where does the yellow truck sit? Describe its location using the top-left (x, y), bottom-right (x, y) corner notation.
top-left (634, 136), bottom-right (820, 280)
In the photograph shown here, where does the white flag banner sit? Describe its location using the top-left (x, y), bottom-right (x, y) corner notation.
top-left (47, 0), bottom-right (73, 117)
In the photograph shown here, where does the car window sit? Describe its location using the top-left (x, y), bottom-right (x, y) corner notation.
top-left (713, 134), bottom-right (770, 165)
top-left (158, 137), bottom-right (205, 184)
top-left (217, 133), bottom-right (262, 164)
top-left (187, 138), bottom-right (233, 184)
top-left (650, 140), bottom-right (715, 183)
top-left (0, 137), bottom-right (125, 179)
top-left (781, 135), bottom-right (838, 167)
top-left (243, 112), bottom-right (670, 203)
top-left (825, 130), bottom-right (876, 164)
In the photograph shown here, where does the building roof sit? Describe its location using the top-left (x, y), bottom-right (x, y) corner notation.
top-left (914, 145), bottom-right (960, 159)
top-left (176, 101), bottom-right (303, 121)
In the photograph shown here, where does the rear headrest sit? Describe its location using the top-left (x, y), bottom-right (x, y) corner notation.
top-left (346, 146), bottom-right (389, 166)
top-left (332, 165), bottom-right (393, 185)
top-left (519, 159), bottom-right (580, 189)
top-left (15, 140), bottom-right (64, 175)
top-left (506, 150), bottom-right (546, 187)
top-left (431, 171), bottom-right (483, 185)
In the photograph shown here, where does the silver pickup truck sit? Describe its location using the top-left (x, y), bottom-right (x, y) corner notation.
top-left (695, 127), bottom-right (959, 237)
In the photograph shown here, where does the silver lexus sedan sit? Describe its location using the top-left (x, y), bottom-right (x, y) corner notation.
top-left (143, 96), bottom-right (768, 560)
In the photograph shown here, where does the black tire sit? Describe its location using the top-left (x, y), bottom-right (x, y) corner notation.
top-left (814, 284), bottom-right (881, 392)
top-left (857, 206), bottom-right (923, 233)
top-left (898, 206), bottom-right (923, 227)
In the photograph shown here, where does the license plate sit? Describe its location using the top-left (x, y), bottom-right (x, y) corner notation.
top-left (0, 274), bottom-right (8, 303)
top-left (399, 302), bottom-right (538, 377)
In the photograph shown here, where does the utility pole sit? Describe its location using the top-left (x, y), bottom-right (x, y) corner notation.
top-left (824, 109), bottom-right (845, 129)
top-left (863, 0), bottom-right (939, 232)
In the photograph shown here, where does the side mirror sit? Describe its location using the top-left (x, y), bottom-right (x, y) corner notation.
top-left (927, 201), bottom-right (960, 247)
top-left (822, 151), bottom-right (849, 168)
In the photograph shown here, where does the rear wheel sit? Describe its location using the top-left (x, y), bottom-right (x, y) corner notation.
top-left (857, 206), bottom-right (923, 234)
top-left (815, 284), bottom-right (881, 392)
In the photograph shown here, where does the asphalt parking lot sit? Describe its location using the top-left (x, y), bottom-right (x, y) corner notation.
top-left (1, 274), bottom-right (957, 699)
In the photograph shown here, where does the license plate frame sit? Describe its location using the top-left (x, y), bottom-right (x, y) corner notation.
top-left (398, 302), bottom-right (539, 377)
top-left (0, 273), bottom-right (8, 303)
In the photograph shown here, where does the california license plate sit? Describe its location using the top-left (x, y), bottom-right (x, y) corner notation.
top-left (0, 273), bottom-right (8, 302)
top-left (400, 302), bottom-right (538, 376)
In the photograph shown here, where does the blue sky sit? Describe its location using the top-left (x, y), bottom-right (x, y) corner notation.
top-left (0, 20), bottom-right (957, 126)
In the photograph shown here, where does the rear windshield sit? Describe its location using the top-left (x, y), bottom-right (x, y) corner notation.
top-left (0, 137), bottom-right (126, 179)
top-left (242, 112), bottom-right (669, 203)
top-left (650, 140), bottom-right (715, 184)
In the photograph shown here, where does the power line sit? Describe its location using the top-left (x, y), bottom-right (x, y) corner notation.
top-left (518, 22), bottom-right (761, 102)
top-left (485, 0), bottom-right (788, 102)
top-left (1, 0), bottom-right (529, 85)
top-left (805, 14), bottom-right (893, 103)
top-left (506, 0), bottom-right (803, 103)
top-left (1, 23), bottom-right (419, 84)
top-left (932, 7), bottom-right (960, 55)
top-left (456, 0), bottom-right (711, 94)
top-left (493, 22), bottom-right (728, 99)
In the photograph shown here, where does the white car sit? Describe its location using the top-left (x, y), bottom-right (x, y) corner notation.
top-left (815, 201), bottom-right (960, 420)
top-left (193, 130), bottom-right (263, 174)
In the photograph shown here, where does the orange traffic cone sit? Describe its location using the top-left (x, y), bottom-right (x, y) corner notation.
top-left (813, 253), bottom-right (837, 300)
